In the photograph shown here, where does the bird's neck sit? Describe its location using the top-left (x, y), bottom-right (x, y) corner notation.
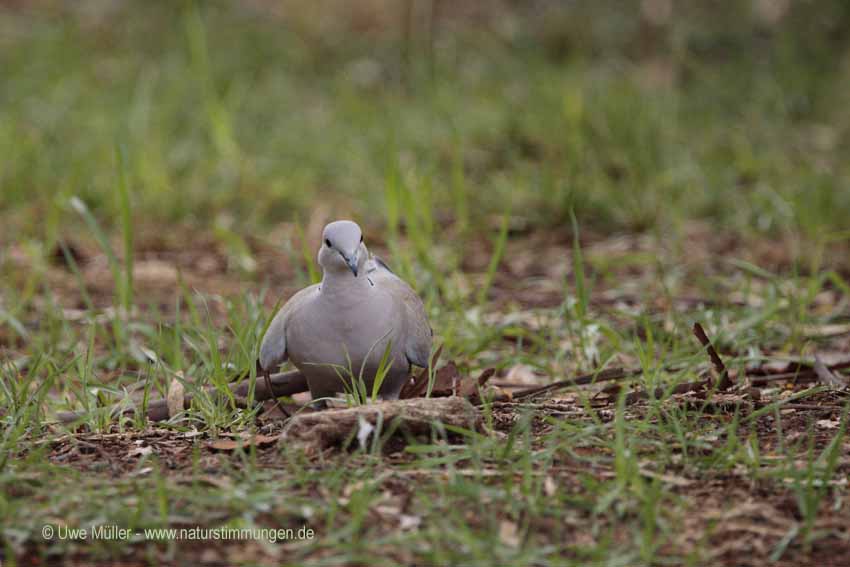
top-left (320, 269), bottom-right (372, 298)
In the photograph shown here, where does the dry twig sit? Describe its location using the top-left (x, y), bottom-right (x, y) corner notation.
top-left (693, 322), bottom-right (732, 390)
top-left (512, 367), bottom-right (643, 401)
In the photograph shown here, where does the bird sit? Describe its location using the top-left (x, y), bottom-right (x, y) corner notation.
top-left (259, 220), bottom-right (432, 402)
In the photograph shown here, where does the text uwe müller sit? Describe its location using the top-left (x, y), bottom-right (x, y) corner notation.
top-left (57, 524), bottom-right (132, 540)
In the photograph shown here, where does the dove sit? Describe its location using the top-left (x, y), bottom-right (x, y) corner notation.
top-left (259, 220), bottom-right (432, 401)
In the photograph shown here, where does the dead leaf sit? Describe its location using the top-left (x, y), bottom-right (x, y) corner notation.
top-left (128, 445), bottom-right (153, 458)
top-left (499, 520), bottom-right (520, 548)
top-left (505, 363), bottom-right (543, 386)
top-left (208, 434), bottom-right (280, 452)
top-left (374, 504), bottom-right (401, 517)
top-left (429, 362), bottom-right (462, 397)
top-left (133, 259), bottom-right (178, 284)
top-left (400, 515), bottom-right (421, 530)
top-left (466, 384), bottom-right (512, 405)
top-left (638, 466), bottom-right (693, 487)
top-left (802, 323), bottom-right (850, 338)
top-left (130, 467), bottom-right (153, 477)
top-left (816, 419), bottom-right (840, 429)
top-left (544, 476), bottom-right (557, 497)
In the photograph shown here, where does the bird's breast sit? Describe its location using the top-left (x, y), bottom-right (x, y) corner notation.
top-left (286, 291), bottom-right (404, 372)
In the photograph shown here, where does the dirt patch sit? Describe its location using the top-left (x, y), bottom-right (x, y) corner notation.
top-left (34, 389), bottom-right (850, 566)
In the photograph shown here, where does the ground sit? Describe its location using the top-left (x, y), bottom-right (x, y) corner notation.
top-left (2, 2), bottom-right (850, 566)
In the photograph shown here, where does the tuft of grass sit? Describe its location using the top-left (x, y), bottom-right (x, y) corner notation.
top-left (476, 213), bottom-right (509, 307)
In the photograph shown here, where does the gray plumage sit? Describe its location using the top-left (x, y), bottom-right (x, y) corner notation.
top-left (259, 220), bottom-right (432, 400)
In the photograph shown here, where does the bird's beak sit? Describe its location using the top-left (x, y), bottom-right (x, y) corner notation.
top-left (342, 251), bottom-right (359, 277)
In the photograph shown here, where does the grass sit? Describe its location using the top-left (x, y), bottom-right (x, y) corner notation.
top-left (2, 2), bottom-right (850, 244)
top-left (2, 1), bottom-right (850, 565)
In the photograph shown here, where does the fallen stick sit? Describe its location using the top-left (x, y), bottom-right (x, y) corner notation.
top-left (625, 379), bottom-right (709, 404)
top-left (512, 367), bottom-right (644, 401)
top-left (56, 369), bottom-right (309, 424)
top-left (747, 361), bottom-right (850, 386)
top-left (283, 397), bottom-right (481, 450)
top-left (767, 402), bottom-right (846, 412)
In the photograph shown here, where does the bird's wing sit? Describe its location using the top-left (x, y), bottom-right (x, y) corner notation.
top-left (370, 255), bottom-right (432, 368)
top-left (259, 284), bottom-right (318, 372)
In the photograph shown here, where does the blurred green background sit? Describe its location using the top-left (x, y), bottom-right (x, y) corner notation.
top-left (1, 0), bottom-right (850, 247)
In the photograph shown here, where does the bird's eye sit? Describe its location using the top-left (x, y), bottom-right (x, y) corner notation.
top-left (360, 235), bottom-right (363, 243)
top-left (325, 238), bottom-right (332, 248)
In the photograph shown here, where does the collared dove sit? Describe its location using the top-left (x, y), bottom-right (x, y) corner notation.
top-left (259, 220), bottom-right (432, 401)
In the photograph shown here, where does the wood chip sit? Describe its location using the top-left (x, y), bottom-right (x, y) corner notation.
top-left (166, 375), bottom-right (185, 419)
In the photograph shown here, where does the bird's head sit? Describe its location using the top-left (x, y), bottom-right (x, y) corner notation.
top-left (318, 220), bottom-right (367, 277)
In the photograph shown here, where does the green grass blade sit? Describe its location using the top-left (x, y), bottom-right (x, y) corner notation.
top-left (477, 213), bottom-right (509, 306)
